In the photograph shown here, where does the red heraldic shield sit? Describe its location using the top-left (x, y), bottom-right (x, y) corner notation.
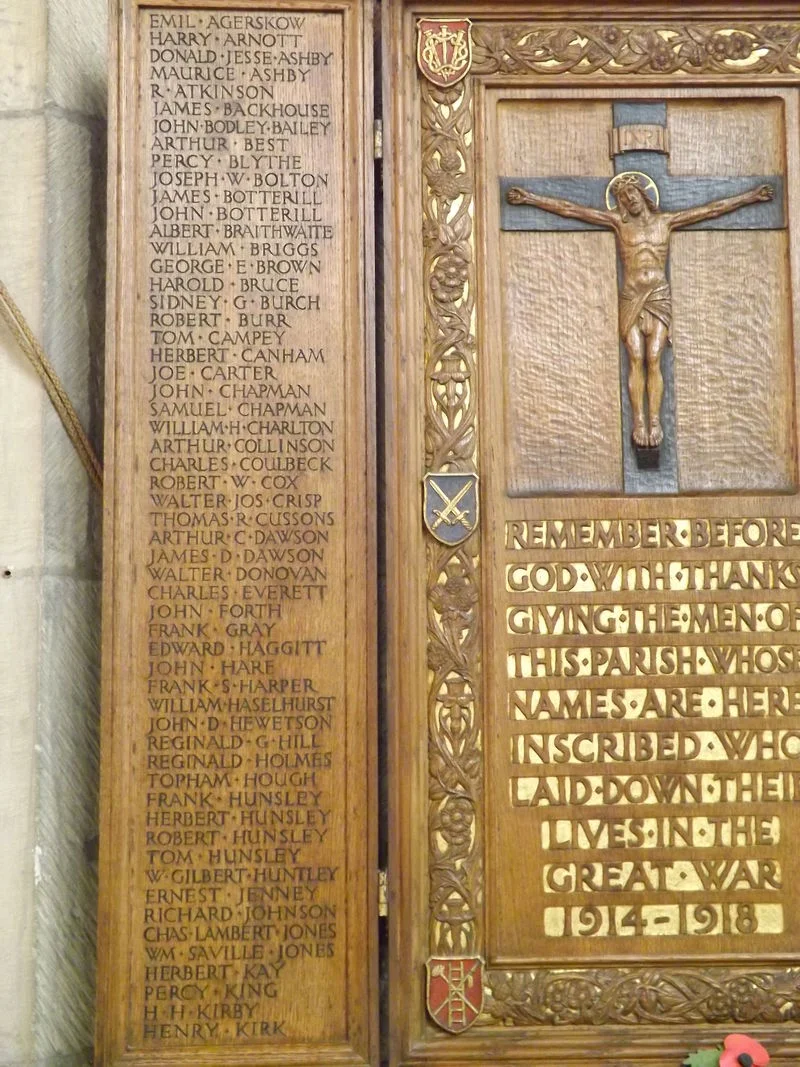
top-left (426, 957), bottom-right (484, 1034)
top-left (416, 19), bottom-right (473, 87)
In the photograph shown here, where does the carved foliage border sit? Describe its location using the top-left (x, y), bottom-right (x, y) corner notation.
top-left (471, 22), bottom-right (800, 77)
top-left (485, 968), bottom-right (800, 1027)
top-left (422, 76), bottom-right (483, 958)
top-left (422, 15), bottom-right (800, 1022)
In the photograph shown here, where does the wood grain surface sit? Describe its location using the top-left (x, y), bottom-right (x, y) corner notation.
top-left (668, 99), bottom-right (784, 178)
top-left (498, 99), bottom-right (612, 177)
top-left (386, 4), bottom-right (800, 1064)
top-left (501, 230), bottom-right (623, 494)
top-left (97, 2), bottom-right (376, 1064)
top-left (673, 229), bottom-right (795, 492)
top-left (497, 100), bottom-right (621, 494)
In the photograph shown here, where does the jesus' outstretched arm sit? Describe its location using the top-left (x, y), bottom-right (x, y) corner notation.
top-left (668, 183), bottom-right (774, 230)
top-left (506, 186), bottom-right (618, 231)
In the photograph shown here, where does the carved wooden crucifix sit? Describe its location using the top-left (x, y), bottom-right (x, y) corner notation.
top-left (501, 101), bottom-right (785, 493)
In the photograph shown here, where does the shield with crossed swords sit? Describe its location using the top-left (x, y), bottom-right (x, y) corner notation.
top-left (423, 472), bottom-right (479, 546)
top-left (426, 956), bottom-right (484, 1034)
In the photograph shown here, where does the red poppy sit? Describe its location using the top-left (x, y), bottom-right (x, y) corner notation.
top-left (719, 1034), bottom-right (769, 1067)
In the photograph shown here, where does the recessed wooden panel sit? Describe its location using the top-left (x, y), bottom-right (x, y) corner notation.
top-left (668, 98), bottom-right (795, 492)
top-left (500, 230), bottom-right (623, 495)
top-left (98, 2), bottom-right (376, 1064)
top-left (673, 229), bottom-right (796, 492)
top-left (487, 89), bottom-right (800, 978)
top-left (668, 99), bottom-right (784, 177)
top-left (497, 100), bottom-right (612, 177)
top-left (497, 100), bottom-right (621, 494)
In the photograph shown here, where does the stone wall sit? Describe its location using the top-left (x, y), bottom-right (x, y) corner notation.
top-left (0, 0), bottom-right (107, 1063)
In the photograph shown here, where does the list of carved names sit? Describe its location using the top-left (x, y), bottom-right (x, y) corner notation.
top-left (134, 9), bottom-right (346, 1044)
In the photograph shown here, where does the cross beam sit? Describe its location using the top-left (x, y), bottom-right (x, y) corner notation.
top-left (501, 174), bottom-right (785, 233)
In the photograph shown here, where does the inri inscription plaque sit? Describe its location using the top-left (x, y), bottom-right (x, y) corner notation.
top-left (98, 2), bottom-right (375, 1064)
top-left (386, 3), bottom-right (800, 1065)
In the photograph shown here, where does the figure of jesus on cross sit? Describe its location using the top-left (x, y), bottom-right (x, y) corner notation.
top-left (507, 174), bottom-right (774, 449)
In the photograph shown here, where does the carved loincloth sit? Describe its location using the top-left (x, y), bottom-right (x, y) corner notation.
top-left (619, 280), bottom-right (672, 340)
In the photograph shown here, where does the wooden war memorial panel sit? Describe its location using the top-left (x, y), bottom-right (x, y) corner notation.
top-left (386, 2), bottom-right (800, 1065)
top-left (97, 2), bottom-right (376, 1064)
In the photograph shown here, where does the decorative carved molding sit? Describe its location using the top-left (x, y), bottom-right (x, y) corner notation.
top-left (421, 77), bottom-right (483, 958)
top-left (421, 80), bottom-right (477, 473)
top-left (426, 542), bottom-right (482, 957)
top-left (471, 23), bottom-right (800, 78)
top-left (485, 968), bottom-right (800, 1026)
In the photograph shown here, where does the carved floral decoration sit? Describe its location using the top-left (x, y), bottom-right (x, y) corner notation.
top-left (471, 23), bottom-right (800, 77)
top-left (485, 969), bottom-right (800, 1027)
top-left (421, 75), bottom-right (483, 958)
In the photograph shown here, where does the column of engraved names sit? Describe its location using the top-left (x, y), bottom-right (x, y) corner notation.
top-left (140, 10), bottom-right (344, 1043)
top-left (504, 518), bottom-right (800, 946)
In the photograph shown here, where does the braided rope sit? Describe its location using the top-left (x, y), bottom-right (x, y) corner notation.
top-left (0, 279), bottom-right (102, 492)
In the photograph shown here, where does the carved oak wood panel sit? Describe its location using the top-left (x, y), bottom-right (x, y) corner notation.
top-left (386, 3), bottom-right (800, 1064)
top-left (97, 1), bottom-right (377, 1064)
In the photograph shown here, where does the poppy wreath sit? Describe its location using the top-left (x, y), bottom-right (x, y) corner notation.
top-left (682, 1034), bottom-right (770, 1067)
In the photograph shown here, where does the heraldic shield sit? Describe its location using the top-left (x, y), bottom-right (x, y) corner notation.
top-left (426, 957), bottom-right (484, 1034)
top-left (423, 472), bottom-right (479, 546)
top-left (416, 19), bottom-right (473, 87)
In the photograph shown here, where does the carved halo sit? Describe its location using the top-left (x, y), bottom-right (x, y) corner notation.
top-left (606, 170), bottom-right (660, 210)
